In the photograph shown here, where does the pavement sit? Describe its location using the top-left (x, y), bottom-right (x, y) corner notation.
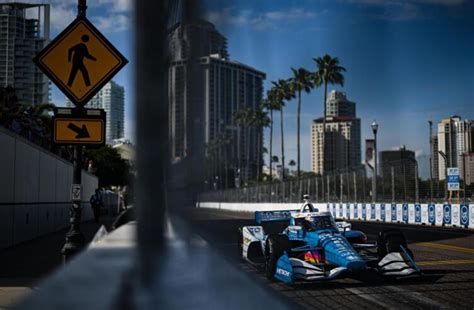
top-left (0, 217), bottom-right (112, 309)
top-left (183, 208), bottom-right (474, 309)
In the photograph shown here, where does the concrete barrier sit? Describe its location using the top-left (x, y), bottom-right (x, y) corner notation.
top-left (197, 201), bottom-right (472, 229)
top-left (0, 128), bottom-right (115, 250)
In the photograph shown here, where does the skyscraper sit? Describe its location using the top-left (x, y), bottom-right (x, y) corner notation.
top-left (311, 91), bottom-right (361, 174)
top-left (67, 81), bottom-right (125, 144)
top-left (326, 90), bottom-right (356, 118)
top-left (437, 116), bottom-right (473, 180)
top-left (0, 3), bottom-right (50, 105)
top-left (168, 20), bottom-right (265, 184)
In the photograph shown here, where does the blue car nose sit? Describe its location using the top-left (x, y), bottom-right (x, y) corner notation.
top-left (319, 233), bottom-right (367, 271)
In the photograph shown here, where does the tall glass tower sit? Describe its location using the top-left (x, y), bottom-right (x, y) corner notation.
top-left (67, 81), bottom-right (125, 144)
top-left (0, 2), bottom-right (50, 105)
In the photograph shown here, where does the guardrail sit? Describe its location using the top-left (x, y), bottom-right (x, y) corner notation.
top-left (197, 202), bottom-right (473, 229)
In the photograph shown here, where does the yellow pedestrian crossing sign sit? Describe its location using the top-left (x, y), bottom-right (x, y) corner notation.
top-left (34, 17), bottom-right (128, 107)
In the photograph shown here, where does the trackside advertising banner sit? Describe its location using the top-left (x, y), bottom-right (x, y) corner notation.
top-left (198, 202), bottom-right (473, 229)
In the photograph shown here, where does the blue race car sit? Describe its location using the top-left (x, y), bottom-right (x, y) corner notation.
top-left (238, 196), bottom-right (420, 283)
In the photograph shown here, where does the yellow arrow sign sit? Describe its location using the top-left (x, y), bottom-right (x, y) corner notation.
top-left (34, 17), bottom-right (128, 106)
top-left (54, 118), bottom-right (105, 144)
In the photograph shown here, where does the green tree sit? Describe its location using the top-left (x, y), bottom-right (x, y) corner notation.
top-left (271, 79), bottom-right (295, 181)
top-left (313, 55), bottom-right (346, 175)
top-left (290, 67), bottom-right (315, 180)
top-left (85, 145), bottom-right (130, 188)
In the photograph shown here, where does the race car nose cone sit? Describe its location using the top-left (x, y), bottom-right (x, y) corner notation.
top-left (319, 233), bottom-right (367, 270)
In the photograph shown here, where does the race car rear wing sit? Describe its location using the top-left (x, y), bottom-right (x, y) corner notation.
top-left (255, 210), bottom-right (299, 224)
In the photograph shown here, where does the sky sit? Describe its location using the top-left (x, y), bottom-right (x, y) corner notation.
top-left (203, 0), bottom-right (474, 177)
top-left (11, 0), bottom-right (474, 177)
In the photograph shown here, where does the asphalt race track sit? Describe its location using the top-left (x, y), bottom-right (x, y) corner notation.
top-left (182, 208), bottom-right (474, 309)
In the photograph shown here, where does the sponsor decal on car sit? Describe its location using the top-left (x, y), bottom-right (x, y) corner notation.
top-left (276, 268), bottom-right (290, 276)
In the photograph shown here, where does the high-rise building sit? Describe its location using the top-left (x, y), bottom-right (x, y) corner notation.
top-left (168, 20), bottom-right (265, 183)
top-left (463, 152), bottom-right (474, 185)
top-left (168, 20), bottom-right (229, 62)
top-left (437, 116), bottom-right (473, 180)
top-left (311, 91), bottom-right (361, 174)
top-left (67, 81), bottom-right (124, 143)
top-left (311, 116), bottom-right (361, 174)
top-left (0, 3), bottom-right (50, 105)
top-left (379, 146), bottom-right (417, 179)
top-left (326, 90), bottom-right (355, 117)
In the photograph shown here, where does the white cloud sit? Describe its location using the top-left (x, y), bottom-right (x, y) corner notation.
top-left (415, 149), bottom-right (425, 157)
top-left (93, 14), bottom-right (130, 33)
top-left (50, 5), bottom-right (76, 31)
top-left (206, 7), bottom-right (318, 31)
top-left (97, 0), bottom-right (134, 13)
top-left (18, 1), bottom-right (133, 33)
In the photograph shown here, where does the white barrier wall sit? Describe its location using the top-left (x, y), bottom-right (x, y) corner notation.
top-left (198, 201), bottom-right (472, 229)
top-left (0, 128), bottom-right (100, 250)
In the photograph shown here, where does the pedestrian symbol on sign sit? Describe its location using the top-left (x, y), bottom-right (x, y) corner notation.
top-left (68, 34), bottom-right (97, 87)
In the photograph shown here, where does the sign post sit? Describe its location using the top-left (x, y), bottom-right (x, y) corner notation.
top-left (447, 167), bottom-right (460, 203)
top-left (34, 0), bottom-right (127, 262)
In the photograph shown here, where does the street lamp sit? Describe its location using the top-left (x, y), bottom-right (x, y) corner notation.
top-left (371, 120), bottom-right (378, 202)
top-left (438, 150), bottom-right (447, 201)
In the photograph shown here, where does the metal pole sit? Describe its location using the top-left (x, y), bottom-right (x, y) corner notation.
top-left (326, 175), bottom-right (330, 202)
top-left (429, 120), bottom-right (433, 201)
top-left (391, 166), bottom-right (395, 202)
top-left (415, 162), bottom-right (419, 202)
top-left (340, 172), bottom-right (343, 203)
top-left (61, 0), bottom-right (89, 263)
top-left (315, 177), bottom-right (319, 202)
top-left (353, 170), bottom-right (357, 202)
top-left (78, 0), bottom-right (87, 17)
top-left (439, 151), bottom-right (448, 201)
top-left (462, 154), bottom-right (466, 202)
top-left (362, 168), bottom-right (366, 203)
top-left (373, 131), bottom-right (378, 202)
top-left (403, 160), bottom-right (407, 201)
top-left (62, 145), bottom-right (85, 262)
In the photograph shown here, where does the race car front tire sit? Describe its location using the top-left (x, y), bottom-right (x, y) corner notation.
top-left (265, 234), bottom-right (291, 280)
top-left (237, 227), bottom-right (243, 258)
top-left (377, 229), bottom-right (414, 260)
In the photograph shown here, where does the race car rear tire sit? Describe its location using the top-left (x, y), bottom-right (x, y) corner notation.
top-left (377, 229), bottom-right (413, 259)
top-left (265, 234), bottom-right (291, 280)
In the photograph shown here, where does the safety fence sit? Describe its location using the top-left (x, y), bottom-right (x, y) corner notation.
top-left (200, 159), bottom-right (473, 204)
top-left (197, 202), bottom-right (473, 229)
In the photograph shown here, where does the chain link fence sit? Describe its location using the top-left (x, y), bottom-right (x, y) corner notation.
top-left (198, 159), bottom-right (474, 204)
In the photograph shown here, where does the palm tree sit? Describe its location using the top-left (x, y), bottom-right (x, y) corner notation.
top-left (271, 79), bottom-right (295, 181)
top-left (213, 133), bottom-right (232, 189)
top-left (251, 107), bottom-right (270, 198)
top-left (313, 55), bottom-right (346, 176)
top-left (233, 107), bottom-right (253, 184)
top-left (289, 159), bottom-right (296, 176)
top-left (261, 89), bottom-right (280, 182)
top-left (289, 67), bottom-right (314, 181)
